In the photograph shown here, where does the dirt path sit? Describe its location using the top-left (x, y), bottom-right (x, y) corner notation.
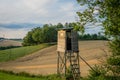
top-left (0, 40), bottom-right (109, 77)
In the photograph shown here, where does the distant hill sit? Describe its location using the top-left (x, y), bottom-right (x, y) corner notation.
top-left (0, 40), bottom-right (22, 47)
top-left (9, 39), bottom-right (23, 42)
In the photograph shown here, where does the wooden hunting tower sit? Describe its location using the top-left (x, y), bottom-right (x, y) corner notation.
top-left (57, 28), bottom-right (79, 52)
top-left (57, 28), bottom-right (80, 80)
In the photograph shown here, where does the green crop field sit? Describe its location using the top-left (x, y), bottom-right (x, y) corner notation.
top-left (0, 43), bottom-right (52, 62)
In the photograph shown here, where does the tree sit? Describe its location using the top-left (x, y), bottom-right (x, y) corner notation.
top-left (42, 24), bottom-right (57, 42)
top-left (22, 24), bottom-right (58, 46)
top-left (32, 27), bottom-right (43, 44)
top-left (78, 33), bottom-right (107, 40)
top-left (22, 31), bottom-right (35, 46)
top-left (91, 34), bottom-right (97, 40)
top-left (56, 23), bottom-right (64, 29)
top-left (77, 0), bottom-right (120, 79)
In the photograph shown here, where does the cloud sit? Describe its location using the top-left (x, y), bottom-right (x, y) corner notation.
top-left (0, 0), bottom-right (55, 23)
top-left (0, 27), bottom-right (30, 38)
top-left (0, 0), bottom-right (85, 38)
top-left (0, 0), bottom-right (80, 24)
top-left (85, 26), bottom-right (103, 34)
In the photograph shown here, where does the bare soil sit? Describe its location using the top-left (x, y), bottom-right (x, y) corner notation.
top-left (0, 40), bottom-right (109, 77)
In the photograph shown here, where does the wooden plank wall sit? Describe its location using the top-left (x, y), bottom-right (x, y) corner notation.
top-left (57, 30), bottom-right (66, 52)
top-left (71, 31), bottom-right (79, 52)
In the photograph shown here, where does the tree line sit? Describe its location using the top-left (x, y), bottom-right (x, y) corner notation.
top-left (79, 33), bottom-right (107, 40)
top-left (22, 24), bottom-right (60, 46)
top-left (22, 22), bottom-right (107, 46)
top-left (22, 23), bottom-right (70, 46)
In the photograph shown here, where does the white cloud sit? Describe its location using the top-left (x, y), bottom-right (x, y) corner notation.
top-left (59, 2), bottom-right (75, 17)
top-left (60, 3), bottom-right (74, 11)
top-left (0, 0), bottom-right (80, 24)
top-left (22, 0), bottom-right (57, 16)
top-left (0, 0), bottom-right (83, 38)
top-left (0, 0), bottom-right (58, 23)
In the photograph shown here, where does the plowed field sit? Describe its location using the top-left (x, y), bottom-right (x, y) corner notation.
top-left (0, 40), bottom-right (109, 77)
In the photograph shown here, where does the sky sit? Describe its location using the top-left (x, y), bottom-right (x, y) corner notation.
top-left (0, 0), bottom-right (101, 39)
top-left (0, 0), bottom-right (80, 24)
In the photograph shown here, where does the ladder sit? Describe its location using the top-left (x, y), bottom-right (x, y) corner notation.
top-left (67, 51), bottom-right (80, 80)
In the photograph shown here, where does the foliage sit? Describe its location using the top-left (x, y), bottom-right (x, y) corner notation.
top-left (107, 56), bottom-right (120, 66)
top-left (83, 65), bottom-right (120, 80)
top-left (0, 43), bottom-right (52, 62)
top-left (22, 31), bottom-right (36, 46)
top-left (77, 0), bottom-right (120, 37)
top-left (77, 0), bottom-right (120, 80)
top-left (0, 70), bottom-right (64, 80)
top-left (88, 65), bottom-right (106, 77)
top-left (22, 23), bottom-right (62, 46)
top-left (23, 22), bottom-right (105, 46)
top-left (41, 24), bottom-right (57, 43)
top-left (76, 0), bottom-right (120, 79)
top-left (79, 33), bottom-right (107, 40)
top-left (109, 39), bottom-right (120, 56)
top-left (22, 22), bottom-right (86, 46)
top-left (65, 66), bottom-right (73, 80)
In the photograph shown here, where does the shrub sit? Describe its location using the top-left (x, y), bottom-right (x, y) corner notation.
top-left (107, 56), bottom-right (120, 66)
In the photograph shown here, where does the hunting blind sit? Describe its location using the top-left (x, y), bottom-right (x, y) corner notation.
top-left (57, 28), bottom-right (80, 80)
top-left (57, 28), bottom-right (79, 52)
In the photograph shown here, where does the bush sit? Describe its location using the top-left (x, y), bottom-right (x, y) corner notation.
top-left (85, 65), bottom-right (107, 80)
top-left (107, 56), bottom-right (120, 66)
top-left (83, 64), bottom-right (120, 80)
top-left (65, 66), bottom-right (74, 80)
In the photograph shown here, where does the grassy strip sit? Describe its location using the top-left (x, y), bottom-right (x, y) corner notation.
top-left (0, 70), bottom-right (63, 80)
top-left (0, 46), bottom-right (21, 50)
top-left (0, 43), bottom-right (53, 62)
top-left (0, 72), bottom-right (42, 80)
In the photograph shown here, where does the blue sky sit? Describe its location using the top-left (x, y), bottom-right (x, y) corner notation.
top-left (0, 0), bottom-right (102, 38)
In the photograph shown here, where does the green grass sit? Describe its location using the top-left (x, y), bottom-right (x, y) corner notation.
top-left (0, 72), bottom-right (44, 80)
top-left (0, 43), bottom-right (52, 62)
top-left (0, 70), bottom-right (63, 80)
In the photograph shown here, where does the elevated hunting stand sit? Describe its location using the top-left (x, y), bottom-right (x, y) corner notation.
top-left (57, 28), bottom-right (80, 80)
